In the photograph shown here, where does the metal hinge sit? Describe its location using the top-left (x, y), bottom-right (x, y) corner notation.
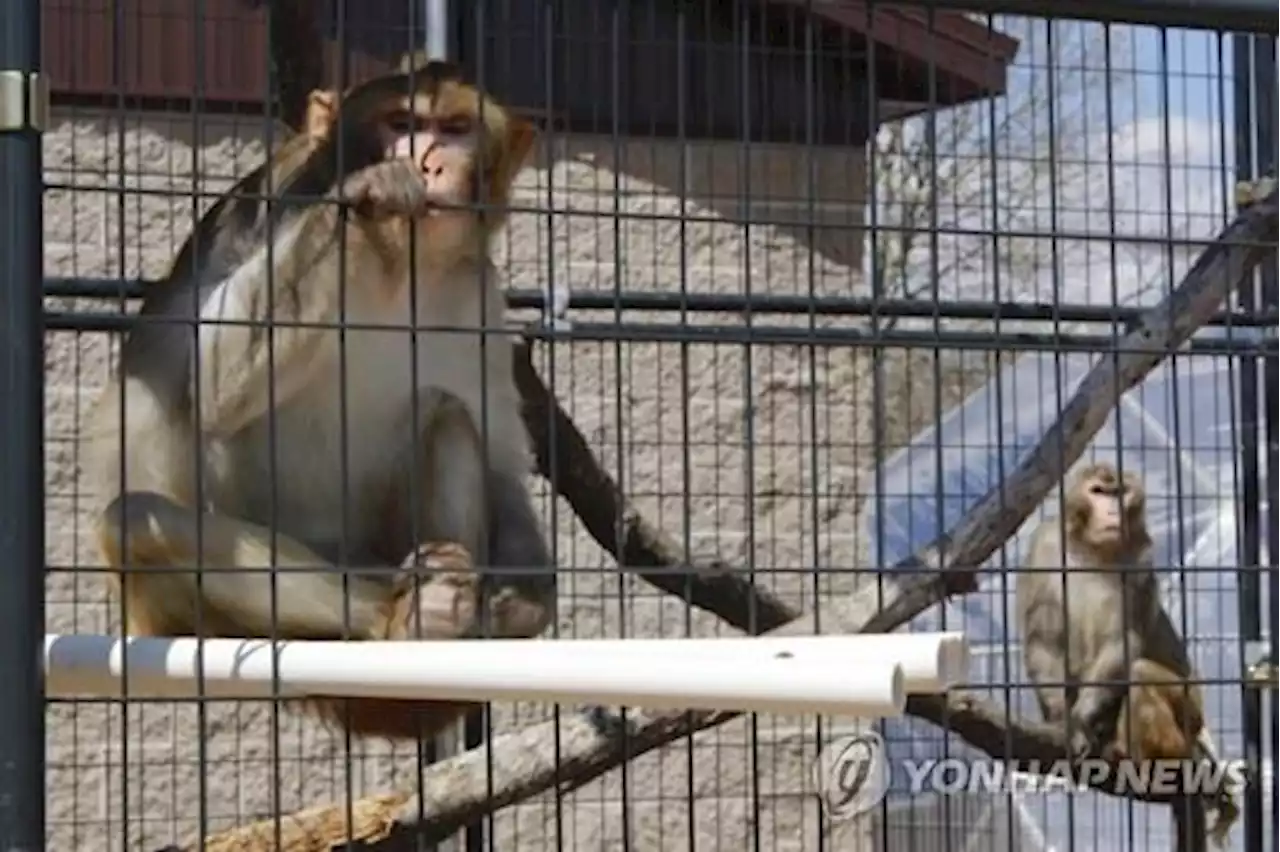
top-left (0, 71), bottom-right (49, 133)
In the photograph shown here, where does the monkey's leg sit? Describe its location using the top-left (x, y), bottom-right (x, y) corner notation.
top-left (313, 412), bottom-right (490, 742)
top-left (391, 401), bottom-right (486, 634)
top-left (1070, 635), bottom-right (1137, 758)
top-left (1116, 661), bottom-right (1194, 761)
top-left (367, 399), bottom-right (551, 642)
top-left (377, 399), bottom-right (488, 641)
top-left (481, 465), bottom-right (556, 639)
top-left (309, 541), bottom-right (481, 741)
top-left (97, 490), bottom-right (448, 640)
top-left (399, 394), bottom-right (556, 640)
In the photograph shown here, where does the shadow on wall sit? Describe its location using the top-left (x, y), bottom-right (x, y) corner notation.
top-left (524, 134), bottom-right (869, 274)
top-left (45, 109), bottom-right (870, 291)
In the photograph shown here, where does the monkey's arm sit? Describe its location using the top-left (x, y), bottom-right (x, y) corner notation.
top-left (1023, 633), bottom-right (1071, 723)
top-left (1018, 529), bottom-right (1073, 722)
top-left (194, 158), bottom-right (431, 436)
top-left (1070, 627), bottom-right (1142, 755)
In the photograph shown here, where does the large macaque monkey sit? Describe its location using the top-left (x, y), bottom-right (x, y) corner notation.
top-left (83, 61), bottom-right (555, 740)
top-left (1016, 462), bottom-right (1240, 846)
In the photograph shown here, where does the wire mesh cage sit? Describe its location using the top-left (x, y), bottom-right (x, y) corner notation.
top-left (1, 0), bottom-right (1275, 850)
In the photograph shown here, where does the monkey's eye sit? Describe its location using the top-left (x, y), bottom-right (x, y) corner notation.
top-left (436, 116), bottom-right (473, 136)
top-left (389, 111), bottom-right (436, 137)
top-left (384, 111), bottom-right (419, 135)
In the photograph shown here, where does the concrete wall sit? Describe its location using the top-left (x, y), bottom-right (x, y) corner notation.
top-left (43, 106), bottom-right (879, 850)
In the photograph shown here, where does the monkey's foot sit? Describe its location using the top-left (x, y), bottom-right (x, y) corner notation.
top-left (1068, 726), bottom-right (1099, 762)
top-left (1208, 792), bottom-right (1241, 849)
top-left (381, 542), bottom-right (479, 640)
top-left (1235, 173), bottom-right (1278, 208)
top-left (1213, 775), bottom-right (1244, 840)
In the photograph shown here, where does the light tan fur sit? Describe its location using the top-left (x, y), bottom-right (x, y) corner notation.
top-left (1016, 463), bottom-right (1240, 847)
top-left (83, 62), bottom-right (553, 741)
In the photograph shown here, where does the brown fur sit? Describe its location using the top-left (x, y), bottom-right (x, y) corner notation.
top-left (85, 61), bottom-right (555, 743)
top-left (1017, 463), bottom-right (1239, 847)
top-left (1106, 658), bottom-right (1205, 761)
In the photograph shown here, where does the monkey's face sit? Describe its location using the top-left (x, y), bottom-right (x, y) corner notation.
top-left (326, 65), bottom-right (537, 253)
top-left (1069, 465), bottom-right (1147, 555)
top-left (376, 100), bottom-right (482, 248)
top-left (388, 69), bottom-right (535, 239)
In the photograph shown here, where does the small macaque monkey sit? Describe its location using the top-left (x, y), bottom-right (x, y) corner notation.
top-left (84, 61), bottom-right (555, 741)
top-left (1017, 462), bottom-right (1240, 846)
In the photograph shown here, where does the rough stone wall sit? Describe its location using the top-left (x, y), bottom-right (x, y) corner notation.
top-left (42, 107), bottom-right (879, 851)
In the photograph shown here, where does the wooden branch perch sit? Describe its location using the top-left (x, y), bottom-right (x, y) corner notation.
top-left (179, 186), bottom-right (1276, 851)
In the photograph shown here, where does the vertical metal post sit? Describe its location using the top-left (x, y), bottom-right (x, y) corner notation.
top-left (0, 0), bottom-right (46, 850)
top-left (1228, 31), bottom-right (1269, 849)
top-left (423, 0), bottom-right (450, 60)
top-left (1248, 33), bottom-right (1279, 852)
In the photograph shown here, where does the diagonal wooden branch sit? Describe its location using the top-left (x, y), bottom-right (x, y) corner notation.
top-left (179, 191), bottom-right (1276, 852)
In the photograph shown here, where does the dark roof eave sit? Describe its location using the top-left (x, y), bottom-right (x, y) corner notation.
top-left (768, 1), bottom-right (1022, 104)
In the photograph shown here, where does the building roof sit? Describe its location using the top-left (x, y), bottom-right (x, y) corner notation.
top-left (768, 1), bottom-right (1021, 104)
top-left (44, 0), bottom-right (1020, 114)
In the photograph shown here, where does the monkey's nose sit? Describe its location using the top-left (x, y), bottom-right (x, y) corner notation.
top-left (417, 150), bottom-right (433, 173)
top-left (418, 154), bottom-right (445, 181)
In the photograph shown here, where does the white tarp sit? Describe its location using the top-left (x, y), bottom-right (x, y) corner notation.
top-left (863, 326), bottom-right (1274, 852)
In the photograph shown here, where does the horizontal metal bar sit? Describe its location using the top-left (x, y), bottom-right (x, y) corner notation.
top-left (36, 185), bottom-right (1262, 252)
top-left (844, 0), bottom-right (1277, 33)
top-left (43, 310), bottom-right (1275, 357)
top-left (43, 278), bottom-right (1279, 330)
top-left (45, 277), bottom-right (146, 300)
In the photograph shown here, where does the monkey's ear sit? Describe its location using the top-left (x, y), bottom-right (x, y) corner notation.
top-left (1063, 490), bottom-right (1089, 531)
top-left (304, 89), bottom-right (338, 138)
top-left (398, 50), bottom-right (427, 73)
top-left (505, 117), bottom-right (539, 169)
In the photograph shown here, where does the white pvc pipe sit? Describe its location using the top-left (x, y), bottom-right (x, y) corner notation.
top-left (550, 633), bottom-right (969, 693)
top-left (44, 634), bottom-right (908, 718)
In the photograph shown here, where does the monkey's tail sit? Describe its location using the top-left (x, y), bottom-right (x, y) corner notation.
top-left (1191, 739), bottom-right (1242, 850)
top-left (297, 696), bottom-right (480, 742)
